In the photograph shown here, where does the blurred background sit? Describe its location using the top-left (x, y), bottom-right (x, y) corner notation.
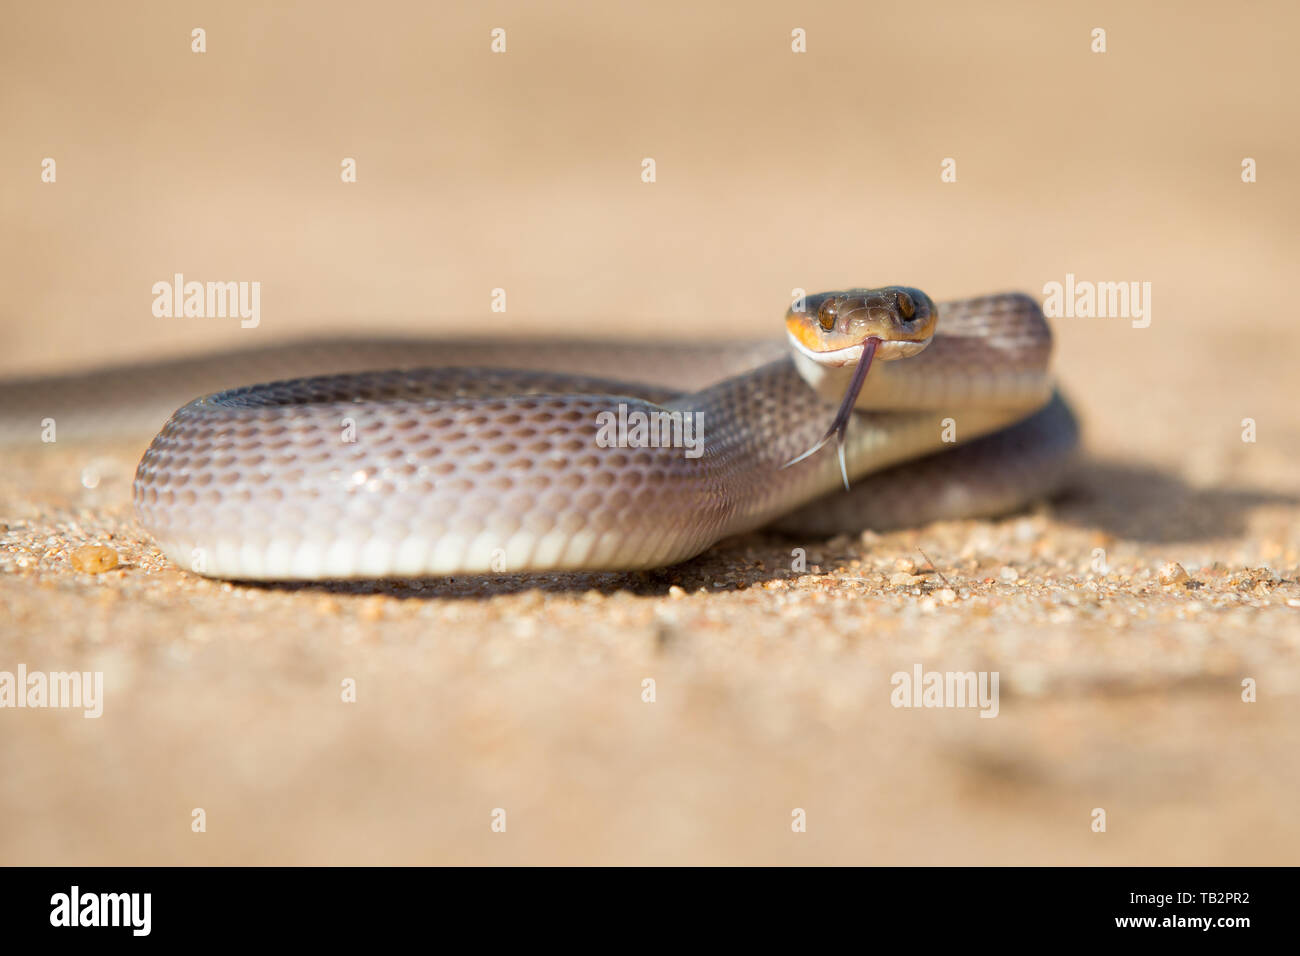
top-left (4, 0), bottom-right (1297, 478)
top-left (2, 0), bottom-right (1298, 864)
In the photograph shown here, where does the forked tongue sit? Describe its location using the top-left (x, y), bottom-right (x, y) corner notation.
top-left (781, 337), bottom-right (880, 491)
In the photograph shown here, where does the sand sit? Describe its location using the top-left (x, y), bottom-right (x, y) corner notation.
top-left (2, 1), bottom-right (1298, 864)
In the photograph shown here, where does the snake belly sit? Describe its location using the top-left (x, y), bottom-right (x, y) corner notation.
top-left (130, 293), bottom-right (1073, 579)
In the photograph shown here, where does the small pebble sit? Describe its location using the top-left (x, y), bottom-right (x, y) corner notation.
top-left (70, 545), bottom-right (119, 574)
top-left (1158, 562), bottom-right (1190, 586)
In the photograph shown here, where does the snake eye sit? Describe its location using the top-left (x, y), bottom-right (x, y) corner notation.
top-left (817, 301), bottom-right (838, 332)
top-left (896, 291), bottom-right (916, 321)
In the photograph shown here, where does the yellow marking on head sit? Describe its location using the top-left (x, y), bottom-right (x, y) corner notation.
top-left (785, 312), bottom-right (859, 353)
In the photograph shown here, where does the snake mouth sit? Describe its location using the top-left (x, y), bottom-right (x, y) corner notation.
top-left (785, 326), bottom-right (932, 367)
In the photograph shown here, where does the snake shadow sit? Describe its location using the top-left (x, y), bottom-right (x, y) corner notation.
top-left (235, 457), bottom-right (1295, 601)
top-left (1050, 458), bottom-right (1298, 544)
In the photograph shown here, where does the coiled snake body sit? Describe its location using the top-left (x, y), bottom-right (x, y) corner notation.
top-left (1, 289), bottom-right (1078, 579)
top-left (114, 289), bottom-right (1076, 579)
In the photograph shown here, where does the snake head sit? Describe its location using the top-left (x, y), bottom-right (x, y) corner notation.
top-left (785, 286), bottom-right (938, 367)
top-left (781, 286), bottom-right (939, 489)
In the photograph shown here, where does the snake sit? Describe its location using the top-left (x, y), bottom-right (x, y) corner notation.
top-left (4, 288), bottom-right (1078, 579)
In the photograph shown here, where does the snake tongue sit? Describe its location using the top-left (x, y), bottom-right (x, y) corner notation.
top-left (781, 337), bottom-right (880, 490)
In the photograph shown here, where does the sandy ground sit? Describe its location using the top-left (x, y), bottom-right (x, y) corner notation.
top-left (2, 1), bottom-right (1299, 864)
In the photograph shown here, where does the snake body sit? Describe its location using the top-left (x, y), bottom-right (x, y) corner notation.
top-left (115, 291), bottom-right (1077, 579)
